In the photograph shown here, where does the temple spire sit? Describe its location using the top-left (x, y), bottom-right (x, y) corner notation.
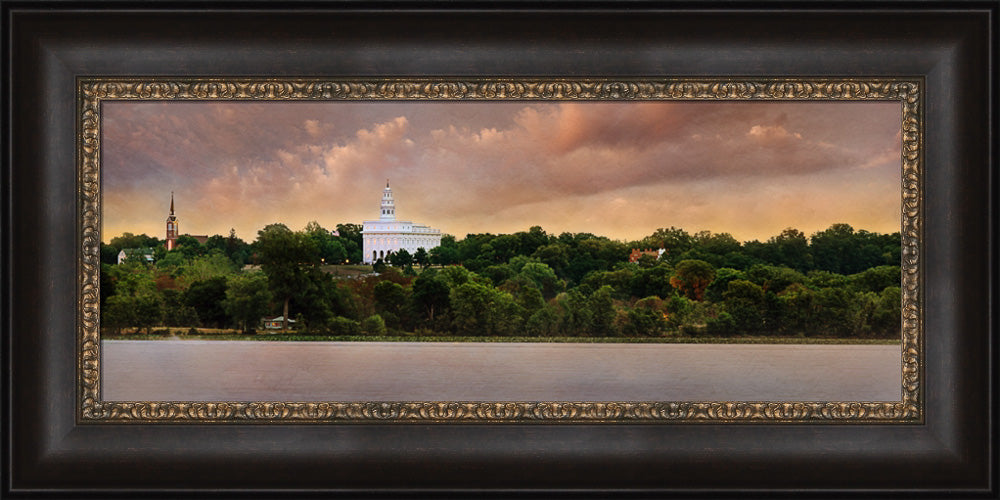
top-left (380, 180), bottom-right (396, 221)
top-left (169, 191), bottom-right (175, 215)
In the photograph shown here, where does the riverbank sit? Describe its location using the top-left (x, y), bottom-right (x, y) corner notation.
top-left (101, 332), bottom-right (899, 344)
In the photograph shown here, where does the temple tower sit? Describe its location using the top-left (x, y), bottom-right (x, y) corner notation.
top-left (380, 180), bottom-right (396, 221)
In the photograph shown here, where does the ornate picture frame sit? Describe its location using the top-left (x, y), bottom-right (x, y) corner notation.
top-left (79, 77), bottom-right (923, 424)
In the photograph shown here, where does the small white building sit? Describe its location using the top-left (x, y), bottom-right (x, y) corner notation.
top-left (117, 247), bottom-right (155, 264)
top-left (361, 181), bottom-right (441, 264)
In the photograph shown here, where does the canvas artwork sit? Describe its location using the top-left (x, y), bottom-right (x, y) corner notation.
top-left (81, 79), bottom-right (921, 422)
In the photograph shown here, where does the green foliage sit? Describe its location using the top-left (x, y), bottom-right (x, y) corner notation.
top-left (450, 281), bottom-right (523, 336)
top-left (222, 272), bottom-right (272, 334)
top-left (103, 222), bottom-right (902, 341)
top-left (705, 268), bottom-right (747, 303)
top-left (373, 280), bottom-right (408, 328)
top-left (526, 305), bottom-right (560, 337)
top-left (256, 223), bottom-right (320, 330)
top-left (305, 221), bottom-right (348, 264)
top-left (589, 285), bottom-right (619, 337)
top-left (185, 277), bottom-right (229, 328)
top-left (411, 272), bottom-right (452, 327)
top-left (100, 243), bottom-right (121, 265)
top-left (388, 248), bottom-right (413, 268)
top-left (177, 250), bottom-right (237, 287)
top-left (110, 232), bottom-right (160, 250)
top-left (328, 316), bottom-right (362, 336)
top-left (517, 261), bottom-right (564, 299)
top-left (361, 314), bottom-right (388, 336)
top-left (669, 259), bottom-right (715, 301)
top-left (429, 235), bottom-right (460, 266)
top-left (745, 264), bottom-right (806, 294)
top-left (722, 280), bottom-right (765, 335)
top-left (850, 265), bottom-right (901, 293)
top-left (413, 247), bottom-right (430, 268)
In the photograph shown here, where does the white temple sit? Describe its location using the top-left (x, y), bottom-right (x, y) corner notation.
top-left (361, 181), bottom-right (442, 264)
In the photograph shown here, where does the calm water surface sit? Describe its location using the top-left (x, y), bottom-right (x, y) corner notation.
top-left (101, 340), bottom-right (902, 401)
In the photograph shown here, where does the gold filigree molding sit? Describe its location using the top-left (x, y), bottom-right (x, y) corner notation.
top-left (78, 77), bottom-right (922, 423)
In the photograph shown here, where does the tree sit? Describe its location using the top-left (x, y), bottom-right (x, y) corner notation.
top-left (745, 264), bottom-right (806, 295)
top-left (870, 286), bottom-right (902, 338)
top-left (224, 228), bottom-right (252, 267)
top-left (669, 259), bottom-right (715, 301)
top-left (589, 285), bottom-right (618, 336)
top-left (177, 250), bottom-right (237, 287)
top-left (526, 305), bottom-right (560, 337)
top-left (810, 223), bottom-right (862, 274)
top-left (624, 306), bottom-right (666, 337)
top-left (704, 268), bottom-right (747, 303)
top-left (185, 277), bottom-right (229, 328)
top-left (109, 232), bottom-right (159, 250)
top-left (175, 235), bottom-right (206, 258)
top-left (850, 265), bottom-right (901, 293)
top-left (628, 264), bottom-right (673, 299)
top-left (450, 282), bottom-right (522, 336)
top-left (161, 289), bottom-right (199, 327)
top-left (305, 221), bottom-right (348, 264)
top-left (373, 280), bottom-right (407, 329)
top-left (103, 294), bottom-right (138, 335)
top-left (255, 223), bottom-right (320, 331)
top-left (531, 243), bottom-right (570, 276)
top-left (388, 248), bottom-right (413, 268)
top-left (413, 247), bottom-right (430, 269)
top-left (479, 264), bottom-right (515, 286)
top-left (429, 235), bottom-right (460, 266)
top-left (767, 227), bottom-right (812, 271)
top-left (516, 226), bottom-right (550, 256)
top-left (557, 288), bottom-right (594, 336)
top-left (335, 223), bottom-right (364, 264)
top-left (361, 314), bottom-right (387, 336)
top-left (100, 243), bottom-right (120, 265)
top-left (132, 293), bottom-right (164, 335)
top-left (517, 262), bottom-right (563, 299)
top-left (410, 273), bottom-right (451, 325)
top-left (638, 227), bottom-right (693, 265)
top-left (222, 272), bottom-right (272, 334)
top-left (721, 279), bottom-right (765, 335)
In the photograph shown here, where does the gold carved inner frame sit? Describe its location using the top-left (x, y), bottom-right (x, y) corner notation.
top-left (78, 78), bottom-right (923, 423)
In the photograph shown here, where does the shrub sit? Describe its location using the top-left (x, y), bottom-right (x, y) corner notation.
top-left (328, 316), bottom-right (362, 336)
top-left (361, 314), bottom-right (387, 336)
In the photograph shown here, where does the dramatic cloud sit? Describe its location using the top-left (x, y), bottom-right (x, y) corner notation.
top-left (102, 100), bottom-right (901, 243)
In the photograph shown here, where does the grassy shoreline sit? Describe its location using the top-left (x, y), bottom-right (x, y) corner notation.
top-left (101, 332), bottom-right (899, 345)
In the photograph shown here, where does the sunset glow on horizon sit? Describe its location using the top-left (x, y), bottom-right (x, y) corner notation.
top-left (101, 100), bottom-right (902, 244)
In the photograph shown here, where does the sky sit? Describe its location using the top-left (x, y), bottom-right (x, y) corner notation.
top-left (101, 100), bottom-right (902, 244)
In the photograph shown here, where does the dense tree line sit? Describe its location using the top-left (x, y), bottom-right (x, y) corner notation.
top-left (100, 222), bottom-right (902, 339)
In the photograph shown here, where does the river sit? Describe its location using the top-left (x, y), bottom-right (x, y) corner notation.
top-left (101, 340), bottom-right (902, 402)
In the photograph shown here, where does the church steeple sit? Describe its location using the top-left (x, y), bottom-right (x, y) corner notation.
top-left (380, 180), bottom-right (396, 221)
top-left (165, 191), bottom-right (178, 251)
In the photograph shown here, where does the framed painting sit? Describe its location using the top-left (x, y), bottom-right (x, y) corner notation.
top-left (80, 77), bottom-right (921, 423)
top-left (5, 2), bottom-right (995, 496)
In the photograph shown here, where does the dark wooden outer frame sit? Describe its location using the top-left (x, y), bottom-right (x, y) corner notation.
top-left (5, 3), bottom-right (996, 496)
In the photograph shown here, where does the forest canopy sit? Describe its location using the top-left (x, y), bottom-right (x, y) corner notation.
top-left (100, 222), bottom-right (902, 340)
